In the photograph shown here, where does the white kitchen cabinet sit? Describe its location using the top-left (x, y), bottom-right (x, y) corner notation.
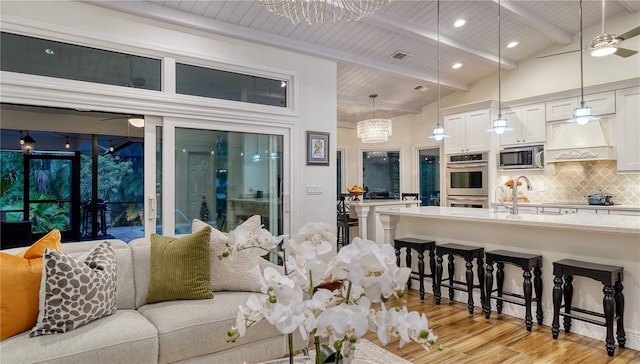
top-left (577, 208), bottom-right (609, 215)
top-left (444, 109), bottom-right (492, 154)
top-left (615, 86), bottom-right (640, 172)
top-left (501, 103), bottom-right (546, 146)
top-left (517, 206), bottom-right (538, 215)
top-left (545, 91), bottom-right (615, 121)
top-left (546, 97), bottom-right (577, 121)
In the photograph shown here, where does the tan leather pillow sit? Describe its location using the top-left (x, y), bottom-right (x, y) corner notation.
top-left (0, 230), bottom-right (62, 340)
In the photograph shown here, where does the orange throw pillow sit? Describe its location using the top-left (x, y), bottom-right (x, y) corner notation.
top-left (0, 230), bottom-right (62, 340)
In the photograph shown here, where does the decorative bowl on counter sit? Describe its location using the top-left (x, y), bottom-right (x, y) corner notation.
top-left (347, 185), bottom-right (365, 201)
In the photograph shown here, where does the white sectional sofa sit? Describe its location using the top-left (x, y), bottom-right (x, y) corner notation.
top-left (0, 238), bottom-right (305, 364)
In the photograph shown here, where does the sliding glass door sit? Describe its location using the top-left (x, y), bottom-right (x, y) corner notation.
top-left (145, 119), bottom-right (289, 237)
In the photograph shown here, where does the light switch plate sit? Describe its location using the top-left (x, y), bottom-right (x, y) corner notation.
top-left (306, 185), bottom-right (322, 195)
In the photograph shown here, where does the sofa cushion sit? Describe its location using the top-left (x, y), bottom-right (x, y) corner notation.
top-left (31, 241), bottom-right (117, 336)
top-left (193, 216), bottom-right (264, 293)
top-left (0, 310), bottom-right (158, 364)
top-left (146, 227), bottom-right (213, 304)
top-left (55, 239), bottom-right (136, 310)
top-left (0, 229), bottom-right (62, 340)
top-left (137, 291), bottom-right (287, 364)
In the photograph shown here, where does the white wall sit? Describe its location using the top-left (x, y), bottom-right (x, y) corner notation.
top-left (0, 1), bottom-right (337, 233)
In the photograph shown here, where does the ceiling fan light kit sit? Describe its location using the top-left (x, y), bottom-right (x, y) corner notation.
top-left (128, 117), bottom-right (145, 128)
top-left (258, 0), bottom-right (390, 25)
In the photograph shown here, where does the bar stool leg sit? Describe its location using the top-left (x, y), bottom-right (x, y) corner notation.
top-left (465, 259), bottom-right (474, 314)
top-left (484, 263), bottom-right (494, 319)
top-left (563, 275), bottom-right (574, 333)
top-left (552, 276), bottom-right (562, 339)
top-left (418, 249), bottom-right (425, 300)
top-left (406, 248), bottom-right (413, 290)
top-left (614, 280), bottom-right (626, 348)
top-left (477, 256), bottom-right (485, 307)
top-left (534, 266), bottom-right (543, 325)
top-left (447, 255), bottom-right (455, 300)
top-left (523, 269), bottom-right (533, 331)
top-left (603, 285), bottom-right (615, 357)
top-left (496, 262), bottom-right (504, 314)
top-left (395, 246), bottom-right (401, 269)
top-left (429, 249), bottom-right (436, 295)
top-left (435, 254), bottom-right (443, 304)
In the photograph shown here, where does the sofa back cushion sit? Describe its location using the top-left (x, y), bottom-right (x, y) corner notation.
top-left (48, 240), bottom-right (135, 310)
top-left (130, 237), bottom-right (153, 309)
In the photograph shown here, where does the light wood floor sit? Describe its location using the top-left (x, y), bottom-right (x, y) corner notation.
top-left (362, 290), bottom-right (640, 364)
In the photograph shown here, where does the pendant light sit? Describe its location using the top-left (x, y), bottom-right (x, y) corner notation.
top-left (429, 0), bottom-right (448, 141)
top-left (252, 134), bottom-right (262, 162)
top-left (65, 136), bottom-right (71, 149)
top-left (567, 0), bottom-right (600, 125)
top-left (357, 94), bottom-right (392, 143)
top-left (22, 131), bottom-right (36, 154)
top-left (18, 131), bottom-right (25, 145)
top-left (488, 0), bottom-right (513, 135)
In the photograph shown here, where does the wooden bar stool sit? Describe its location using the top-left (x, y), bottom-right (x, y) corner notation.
top-left (393, 237), bottom-right (436, 300)
top-left (336, 194), bottom-right (358, 249)
top-left (435, 243), bottom-right (485, 314)
top-left (484, 250), bottom-right (543, 331)
top-left (552, 259), bottom-right (625, 357)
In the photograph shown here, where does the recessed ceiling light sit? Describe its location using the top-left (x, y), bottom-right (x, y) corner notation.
top-left (452, 63), bottom-right (462, 69)
top-left (454, 19), bottom-right (466, 28)
top-left (507, 41), bottom-right (519, 48)
top-left (44, 48), bottom-right (55, 55)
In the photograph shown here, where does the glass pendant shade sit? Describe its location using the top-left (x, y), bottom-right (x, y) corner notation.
top-left (488, 115), bottom-right (513, 135)
top-left (357, 118), bottom-right (392, 143)
top-left (258, 0), bottom-right (390, 25)
top-left (590, 44), bottom-right (617, 57)
top-left (429, 126), bottom-right (448, 141)
top-left (567, 104), bottom-right (600, 125)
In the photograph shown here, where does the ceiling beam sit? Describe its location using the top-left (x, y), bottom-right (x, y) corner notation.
top-left (84, 1), bottom-right (469, 91)
top-left (364, 12), bottom-right (519, 70)
top-left (491, 0), bottom-right (574, 45)
top-left (616, 1), bottom-right (636, 13)
top-left (338, 94), bottom-right (422, 114)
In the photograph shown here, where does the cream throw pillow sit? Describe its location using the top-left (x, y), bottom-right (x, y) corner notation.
top-left (192, 216), bottom-right (264, 293)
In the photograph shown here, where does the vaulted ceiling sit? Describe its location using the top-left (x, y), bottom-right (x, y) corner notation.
top-left (89, 1), bottom-right (640, 125)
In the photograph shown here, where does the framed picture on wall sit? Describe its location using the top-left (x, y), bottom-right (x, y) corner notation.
top-left (306, 131), bottom-right (329, 166)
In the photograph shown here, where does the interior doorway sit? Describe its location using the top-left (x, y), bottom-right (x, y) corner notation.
top-left (418, 148), bottom-right (441, 206)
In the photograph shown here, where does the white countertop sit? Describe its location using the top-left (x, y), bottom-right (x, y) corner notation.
top-left (377, 206), bottom-right (640, 235)
top-left (516, 202), bottom-right (640, 211)
top-left (346, 199), bottom-right (420, 207)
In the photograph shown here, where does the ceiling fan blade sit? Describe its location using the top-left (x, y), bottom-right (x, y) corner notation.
top-left (614, 47), bottom-right (638, 58)
top-left (537, 49), bottom-right (580, 58)
top-left (618, 26), bottom-right (640, 41)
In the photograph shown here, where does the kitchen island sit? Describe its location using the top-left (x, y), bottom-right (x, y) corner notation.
top-left (377, 206), bottom-right (640, 351)
top-left (346, 199), bottom-right (420, 241)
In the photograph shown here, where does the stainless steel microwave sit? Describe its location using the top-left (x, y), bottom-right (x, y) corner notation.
top-left (499, 146), bottom-right (544, 169)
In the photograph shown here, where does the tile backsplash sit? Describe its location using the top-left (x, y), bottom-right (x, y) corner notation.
top-left (499, 160), bottom-right (640, 205)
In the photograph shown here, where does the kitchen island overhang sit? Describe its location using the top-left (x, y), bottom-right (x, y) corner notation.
top-left (377, 206), bottom-right (640, 352)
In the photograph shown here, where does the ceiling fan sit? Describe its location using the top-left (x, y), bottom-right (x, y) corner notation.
top-left (538, 0), bottom-right (639, 59)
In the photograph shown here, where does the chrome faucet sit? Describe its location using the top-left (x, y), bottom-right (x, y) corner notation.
top-left (494, 186), bottom-right (505, 212)
top-left (507, 175), bottom-right (533, 215)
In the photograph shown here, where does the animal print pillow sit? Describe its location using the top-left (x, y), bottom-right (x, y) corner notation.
top-left (30, 241), bottom-right (117, 336)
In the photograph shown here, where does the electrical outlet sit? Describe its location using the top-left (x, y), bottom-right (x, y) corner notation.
top-left (538, 182), bottom-right (545, 192)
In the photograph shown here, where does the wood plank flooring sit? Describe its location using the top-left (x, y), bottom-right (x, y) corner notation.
top-left (362, 290), bottom-right (640, 364)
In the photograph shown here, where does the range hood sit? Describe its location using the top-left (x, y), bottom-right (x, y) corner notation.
top-left (546, 120), bottom-right (614, 163)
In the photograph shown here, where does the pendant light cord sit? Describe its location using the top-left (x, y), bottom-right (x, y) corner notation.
top-left (498, 0), bottom-right (502, 118)
top-left (436, 0), bottom-right (441, 128)
top-left (579, 0), bottom-right (585, 108)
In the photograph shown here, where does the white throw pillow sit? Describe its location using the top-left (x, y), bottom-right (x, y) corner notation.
top-left (192, 216), bottom-right (264, 293)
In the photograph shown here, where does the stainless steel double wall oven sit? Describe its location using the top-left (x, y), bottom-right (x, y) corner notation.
top-left (445, 152), bottom-right (489, 208)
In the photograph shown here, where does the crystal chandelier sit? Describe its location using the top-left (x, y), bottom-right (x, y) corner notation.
top-left (258, 0), bottom-right (390, 25)
top-left (357, 94), bottom-right (392, 143)
top-left (567, 0), bottom-right (600, 125)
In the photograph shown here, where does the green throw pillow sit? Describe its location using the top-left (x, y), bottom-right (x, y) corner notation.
top-left (146, 227), bottom-right (214, 304)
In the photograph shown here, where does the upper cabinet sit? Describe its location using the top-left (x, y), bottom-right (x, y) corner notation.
top-left (615, 86), bottom-right (640, 172)
top-left (546, 91), bottom-right (615, 121)
top-left (444, 109), bottom-right (492, 154)
top-left (500, 103), bottom-right (546, 147)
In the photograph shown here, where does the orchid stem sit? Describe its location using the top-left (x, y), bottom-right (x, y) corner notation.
top-left (288, 333), bottom-right (294, 364)
top-left (314, 336), bottom-right (321, 364)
